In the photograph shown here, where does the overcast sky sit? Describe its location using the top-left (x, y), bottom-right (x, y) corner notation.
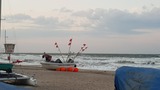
top-left (1, 0), bottom-right (160, 54)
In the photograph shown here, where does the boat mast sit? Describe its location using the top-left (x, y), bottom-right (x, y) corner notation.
top-left (0, 0), bottom-right (1, 42)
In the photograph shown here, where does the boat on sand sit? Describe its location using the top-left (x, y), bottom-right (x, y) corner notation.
top-left (0, 71), bottom-right (37, 86)
top-left (41, 39), bottom-right (87, 70)
top-left (0, 63), bottom-right (37, 86)
top-left (41, 61), bottom-right (76, 70)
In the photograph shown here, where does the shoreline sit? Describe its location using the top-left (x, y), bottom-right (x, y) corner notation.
top-left (12, 65), bottom-right (115, 90)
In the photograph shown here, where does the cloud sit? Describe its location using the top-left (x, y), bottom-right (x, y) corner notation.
top-left (59, 7), bottom-right (73, 13)
top-left (34, 16), bottom-right (59, 27)
top-left (4, 7), bottom-right (160, 38)
top-left (72, 8), bottom-right (160, 35)
top-left (3, 6), bottom-right (160, 53)
top-left (5, 14), bottom-right (32, 23)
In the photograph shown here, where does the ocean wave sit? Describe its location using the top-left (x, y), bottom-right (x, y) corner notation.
top-left (116, 60), bottom-right (135, 64)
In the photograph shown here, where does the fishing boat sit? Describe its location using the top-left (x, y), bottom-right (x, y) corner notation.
top-left (41, 61), bottom-right (76, 70)
top-left (0, 63), bottom-right (37, 86)
top-left (41, 39), bottom-right (87, 70)
top-left (0, 71), bottom-right (37, 86)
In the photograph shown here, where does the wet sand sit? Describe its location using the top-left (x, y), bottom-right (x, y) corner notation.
top-left (13, 65), bottom-right (115, 90)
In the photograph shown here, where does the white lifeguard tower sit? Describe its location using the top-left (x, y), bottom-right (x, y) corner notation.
top-left (4, 43), bottom-right (15, 62)
top-left (4, 43), bottom-right (15, 54)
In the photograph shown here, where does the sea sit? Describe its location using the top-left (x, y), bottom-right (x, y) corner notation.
top-left (0, 53), bottom-right (160, 71)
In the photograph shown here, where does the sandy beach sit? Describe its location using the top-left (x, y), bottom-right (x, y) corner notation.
top-left (12, 65), bottom-right (115, 90)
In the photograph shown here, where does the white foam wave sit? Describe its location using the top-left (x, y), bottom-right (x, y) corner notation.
top-left (0, 54), bottom-right (160, 71)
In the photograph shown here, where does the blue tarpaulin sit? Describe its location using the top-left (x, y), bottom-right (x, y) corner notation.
top-left (115, 66), bottom-right (160, 90)
top-left (0, 82), bottom-right (30, 90)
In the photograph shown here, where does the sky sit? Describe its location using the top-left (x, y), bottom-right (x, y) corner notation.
top-left (1, 0), bottom-right (160, 54)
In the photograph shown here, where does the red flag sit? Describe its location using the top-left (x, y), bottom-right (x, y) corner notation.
top-left (68, 38), bottom-right (72, 46)
top-left (68, 42), bottom-right (71, 46)
top-left (83, 44), bottom-right (86, 46)
top-left (69, 39), bottom-right (72, 42)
